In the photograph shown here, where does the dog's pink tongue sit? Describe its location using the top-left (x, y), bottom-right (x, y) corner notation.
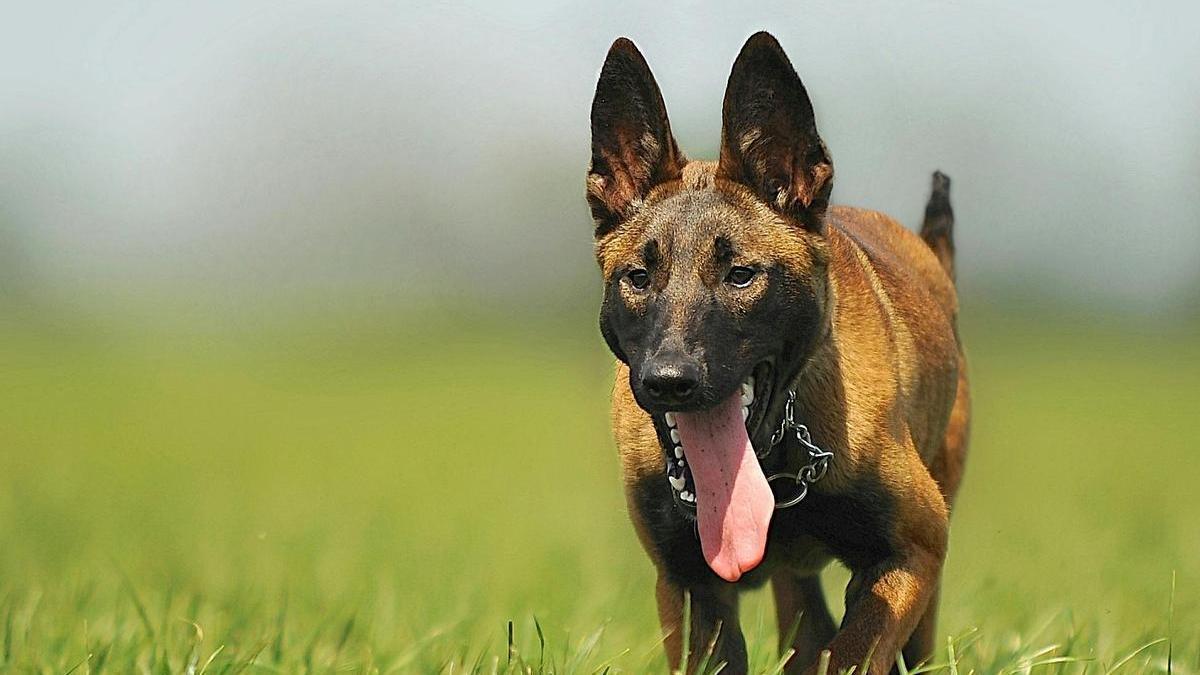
top-left (676, 392), bottom-right (774, 582)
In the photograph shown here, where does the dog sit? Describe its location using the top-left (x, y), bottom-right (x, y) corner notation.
top-left (585, 32), bottom-right (969, 674)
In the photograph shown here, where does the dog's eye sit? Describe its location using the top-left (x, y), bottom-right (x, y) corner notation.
top-left (725, 266), bottom-right (757, 288)
top-left (626, 268), bottom-right (651, 290)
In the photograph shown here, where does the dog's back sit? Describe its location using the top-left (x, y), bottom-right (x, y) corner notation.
top-left (819, 173), bottom-right (967, 498)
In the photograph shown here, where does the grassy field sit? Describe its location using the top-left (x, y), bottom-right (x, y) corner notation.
top-left (0, 307), bottom-right (1196, 673)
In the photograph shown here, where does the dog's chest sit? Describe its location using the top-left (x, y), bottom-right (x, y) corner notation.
top-left (633, 471), bottom-right (894, 586)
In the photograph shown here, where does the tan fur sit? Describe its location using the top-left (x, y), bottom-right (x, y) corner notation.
top-left (610, 187), bottom-right (968, 674)
top-left (589, 35), bottom-right (968, 674)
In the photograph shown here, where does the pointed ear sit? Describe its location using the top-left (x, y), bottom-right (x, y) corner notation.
top-left (717, 32), bottom-right (833, 231)
top-left (588, 38), bottom-right (685, 236)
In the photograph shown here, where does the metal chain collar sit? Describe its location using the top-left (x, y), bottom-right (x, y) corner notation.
top-left (761, 389), bottom-right (833, 509)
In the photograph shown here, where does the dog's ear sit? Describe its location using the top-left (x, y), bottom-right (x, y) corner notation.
top-left (718, 32), bottom-right (833, 232)
top-left (588, 38), bottom-right (685, 237)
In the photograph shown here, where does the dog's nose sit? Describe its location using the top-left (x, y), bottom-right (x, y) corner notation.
top-left (641, 354), bottom-right (702, 407)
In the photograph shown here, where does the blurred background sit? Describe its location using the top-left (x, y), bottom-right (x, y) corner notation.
top-left (1, 1), bottom-right (1197, 671)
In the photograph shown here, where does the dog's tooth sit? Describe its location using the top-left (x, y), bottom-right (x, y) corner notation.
top-left (668, 475), bottom-right (686, 491)
top-left (673, 445), bottom-right (683, 459)
top-left (679, 458), bottom-right (685, 467)
top-left (742, 406), bottom-right (750, 421)
top-left (741, 387), bottom-right (754, 406)
top-left (664, 412), bottom-right (677, 428)
top-left (670, 428), bottom-right (680, 443)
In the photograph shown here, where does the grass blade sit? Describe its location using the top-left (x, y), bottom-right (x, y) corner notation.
top-left (679, 590), bottom-right (692, 675)
top-left (62, 653), bottom-right (91, 674)
top-left (113, 565), bottom-right (155, 640)
top-left (534, 615), bottom-right (545, 671)
top-left (815, 649), bottom-right (831, 675)
top-left (1105, 638), bottom-right (1167, 674)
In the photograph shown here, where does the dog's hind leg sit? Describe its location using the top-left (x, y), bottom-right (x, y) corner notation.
top-left (920, 171), bottom-right (955, 281)
top-left (897, 583), bottom-right (941, 673)
top-left (899, 351), bottom-right (971, 671)
top-left (772, 572), bottom-right (837, 674)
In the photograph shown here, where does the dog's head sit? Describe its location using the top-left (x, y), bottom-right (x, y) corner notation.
top-left (587, 32), bottom-right (835, 580)
top-left (589, 32), bottom-right (833, 435)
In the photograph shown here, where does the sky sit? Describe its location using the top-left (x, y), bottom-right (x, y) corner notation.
top-left (2, 0), bottom-right (1197, 315)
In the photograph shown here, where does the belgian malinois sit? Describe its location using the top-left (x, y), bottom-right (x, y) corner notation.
top-left (586, 32), bottom-right (969, 674)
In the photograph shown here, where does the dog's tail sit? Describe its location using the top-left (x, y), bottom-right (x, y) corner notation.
top-left (920, 170), bottom-right (956, 282)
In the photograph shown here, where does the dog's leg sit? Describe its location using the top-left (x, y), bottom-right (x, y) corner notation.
top-left (901, 358), bottom-right (970, 670)
top-left (898, 583), bottom-right (940, 672)
top-left (656, 575), bottom-right (747, 674)
top-left (925, 354), bottom-right (971, 510)
top-left (816, 462), bottom-right (949, 675)
top-left (772, 573), bottom-right (837, 674)
top-left (829, 544), bottom-right (945, 674)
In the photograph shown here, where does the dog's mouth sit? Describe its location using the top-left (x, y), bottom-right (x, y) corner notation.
top-left (654, 360), bottom-right (776, 581)
top-left (659, 361), bottom-right (774, 507)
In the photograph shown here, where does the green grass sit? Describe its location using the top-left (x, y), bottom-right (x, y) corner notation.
top-left (0, 308), bottom-right (1196, 673)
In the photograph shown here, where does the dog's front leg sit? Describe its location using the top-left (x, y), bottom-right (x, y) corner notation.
top-left (656, 574), bottom-right (747, 674)
top-left (817, 468), bottom-right (950, 675)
